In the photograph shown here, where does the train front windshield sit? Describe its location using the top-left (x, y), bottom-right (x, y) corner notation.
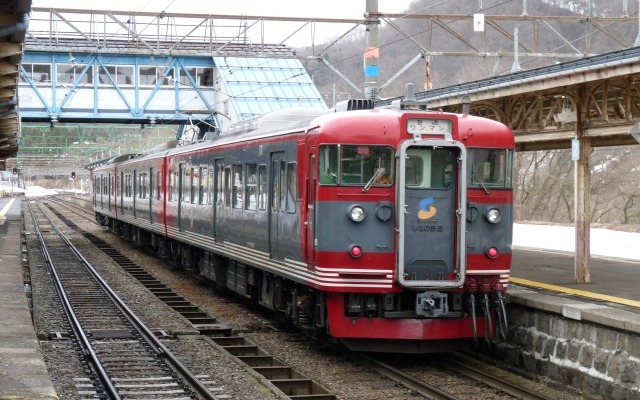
top-left (319, 145), bottom-right (394, 186)
top-left (467, 149), bottom-right (513, 189)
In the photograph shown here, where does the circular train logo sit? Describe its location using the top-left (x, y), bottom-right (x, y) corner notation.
top-left (418, 197), bottom-right (437, 220)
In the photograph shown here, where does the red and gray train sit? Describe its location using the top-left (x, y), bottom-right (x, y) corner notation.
top-left (91, 95), bottom-right (514, 353)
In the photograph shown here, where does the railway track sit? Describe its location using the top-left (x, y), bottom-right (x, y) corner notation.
top-left (45, 197), bottom-right (571, 399)
top-left (27, 201), bottom-right (219, 399)
top-left (42, 197), bottom-right (339, 400)
top-left (354, 351), bottom-right (558, 400)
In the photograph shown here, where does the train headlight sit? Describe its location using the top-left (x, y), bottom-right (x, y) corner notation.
top-left (348, 205), bottom-right (366, 222)
top-left (485, 208), bottom-right (501, 224)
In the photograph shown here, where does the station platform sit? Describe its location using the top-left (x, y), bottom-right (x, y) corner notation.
top-left (0, 196), bottom-right (58, 399)
top-left (509, 224), bottom-right (640, 336)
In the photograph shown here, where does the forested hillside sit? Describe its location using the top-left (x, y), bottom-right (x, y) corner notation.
top-left (299, 0), bottom-right (640, 226)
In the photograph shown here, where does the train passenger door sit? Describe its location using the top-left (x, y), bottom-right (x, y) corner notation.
top-left (305, 153), bottom-right (316, 265)
top-left (269, 152), bottom-right (285, 260)
top-left (397, 140), bottom-right (467, 289)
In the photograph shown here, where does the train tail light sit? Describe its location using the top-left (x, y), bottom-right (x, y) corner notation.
top-left (349, 244), bottom-right (363, 258)
top-left (486, 246), bottom-right (499, 259)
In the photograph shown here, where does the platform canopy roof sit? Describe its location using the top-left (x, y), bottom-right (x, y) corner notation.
top-left (0, 0), bottom-right (30, 160)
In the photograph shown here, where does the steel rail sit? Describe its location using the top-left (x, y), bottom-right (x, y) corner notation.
top-left (28, 201), bottom-right (121, 399)
top-left (351, 353), bottom-right (461, 400)
top-left (445, 353), bottom-right (557, 400)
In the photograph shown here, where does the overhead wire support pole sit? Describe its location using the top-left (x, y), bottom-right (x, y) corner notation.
top-left (363, 0), bottom-right (380, 100)
top-left (315, 57), bottom-right (365, 98)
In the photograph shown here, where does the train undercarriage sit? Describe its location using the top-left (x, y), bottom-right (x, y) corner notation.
top-left (98, 214), bottom-right (508, 352)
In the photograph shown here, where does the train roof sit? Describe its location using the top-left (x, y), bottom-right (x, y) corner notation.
top-left (223, 107), bottom-right (330, 136)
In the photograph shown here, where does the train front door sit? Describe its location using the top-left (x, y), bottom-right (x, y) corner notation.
top-left (269, 152), bottom-right (285, 260)
top-left (397, 140), bottom-right (467, 289)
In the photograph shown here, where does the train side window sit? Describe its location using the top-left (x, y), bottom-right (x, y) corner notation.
top-left (130, 173), bottom-right (134, 197)
top-left (232, 164), bottom-right (243, 209)
top-left (199, 166), bottom-right (207, 205)
top-left (156, 171), bottom-right (162, 200)
top-left (245, 163), bottom-right (257, 211)
top-left (319, 145), bottom-right (338, 184)
top-left (279, 161), bottom-right (287, 211)
top-left (169, 169), bottom-right (178, 202)
top-left (286, 163), bottom-right (297, 213)
top-left (207, 167), bottom-right (214, 205)
top-left (258, 164), bottom-right (267, 210)
top-left (272, 160), bottom-right (279, 211)
top-left (216, 164), bottom-right (224, 206)
top-left (140, 172), bottom-right (147, 199)
top-left (224, 167), bottom-right (231, 207)
top-left (182, 165), bottom-right (191, 203)
top-left (190, 167), bottom-right (197, 203)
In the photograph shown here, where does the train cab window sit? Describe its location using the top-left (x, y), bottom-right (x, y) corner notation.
top-left (319, 145), bottom-right (394, 186)
top-left (258, 165), bottom-right (267, 210)
top-left (232, 165), bottom-right (243, 209)
top-left (467, 149), bottom-right (513, 189)
top-left (245, 163), bottom-right (257, 210)
top-left (405, 148), bottom-right (453, 189)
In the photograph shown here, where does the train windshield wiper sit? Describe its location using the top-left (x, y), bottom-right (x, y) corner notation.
top-left (363, 168), bottom-right (385, 192)
top-left (472, 172), bottom-right (490, 195)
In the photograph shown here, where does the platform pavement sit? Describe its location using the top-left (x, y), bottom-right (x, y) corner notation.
top-left (0, 196), bottom-right (58, 399)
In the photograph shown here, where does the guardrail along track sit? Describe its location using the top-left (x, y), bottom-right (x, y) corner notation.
top-left (28, 201), bottom-right (218, 399)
